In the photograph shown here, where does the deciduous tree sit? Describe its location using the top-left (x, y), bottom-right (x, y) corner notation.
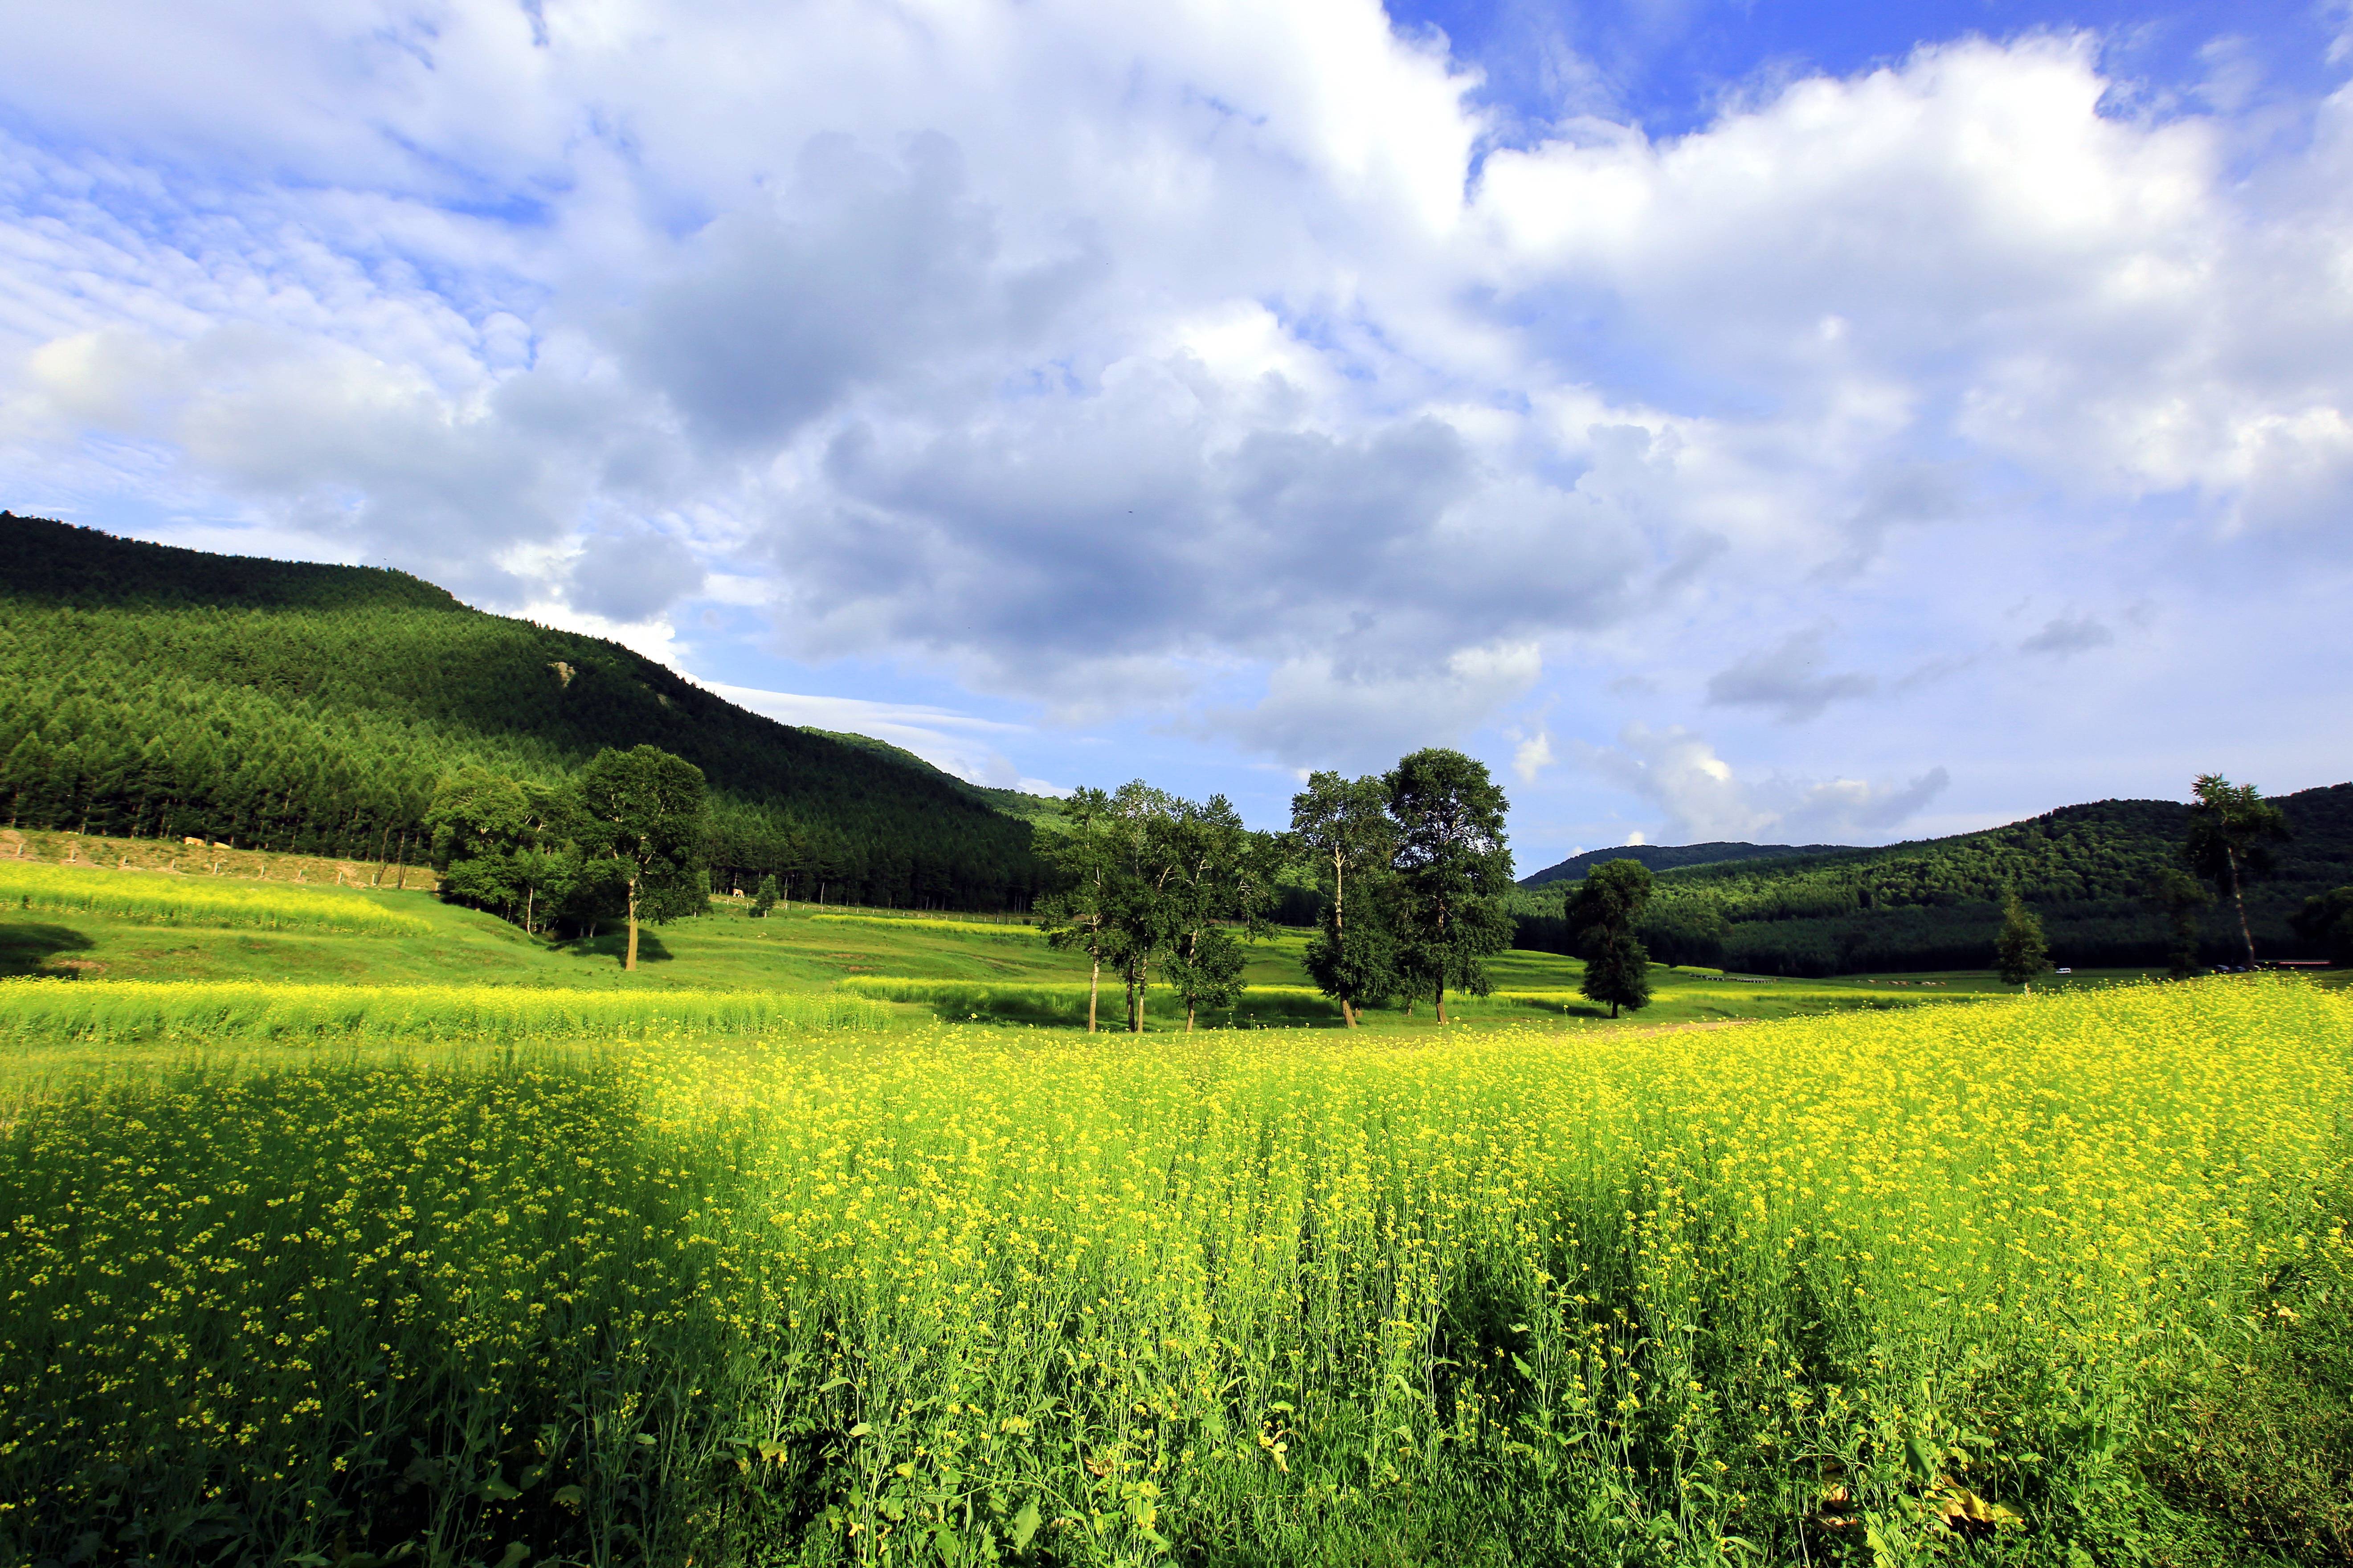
top-left (1385, 749), bottom-right (1514, 1025)
top-left (1994, 890), bottom-right (2050, 987)
top-left (2291, 886), bottom-right (2353, 968)
top-left (2141, 867), bottom-right (2211, 979)
top-left (1037, 788), bottom-right (1123, 1032)
top-left (1572, 859), bottom-right (1655, 1017)
top-left (1289, 771), bottom-right (1397, 1025)
top-left (574, 745), bottom-right (709, 972)
top-left (1162, 794), bottom-right (1279, 1031)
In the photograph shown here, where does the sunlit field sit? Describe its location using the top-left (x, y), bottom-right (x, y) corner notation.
top-left (0, 859), bottom-right (431, 935)
top-left (0, 980), bottom-right (891, 1048)
top-left (1, 978), bottom-right (2346, 1565)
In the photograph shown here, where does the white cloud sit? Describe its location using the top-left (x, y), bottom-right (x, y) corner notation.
top-left (0, 7), bottom-right (2350, 816)
top-left (1513, 727), bottom-right (1555, 784)
top-left (703, 680), bottom-right (1043, 790)
top-left (1578, 723), bottom-right (1949, 844)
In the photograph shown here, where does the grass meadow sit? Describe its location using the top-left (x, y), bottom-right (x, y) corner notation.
top-left (1, 978), bottom-right (2348, 1565)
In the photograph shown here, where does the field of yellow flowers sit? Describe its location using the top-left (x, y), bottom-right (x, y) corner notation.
top-left (1, 978), bottom-right (2347, 1565)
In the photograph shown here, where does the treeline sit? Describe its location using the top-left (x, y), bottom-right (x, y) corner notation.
top-left (1038, 750), bottom-right (1520, 1029)
top-left (1516, 783), bottom-right (2353, 976)
top-left (0, 514), bottom-right (1044, 910)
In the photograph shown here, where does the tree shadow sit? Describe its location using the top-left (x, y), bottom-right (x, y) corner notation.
top-left (0, 921), bottom-right (100, 978)
top-left (564, 931), bottom-right (676, 968)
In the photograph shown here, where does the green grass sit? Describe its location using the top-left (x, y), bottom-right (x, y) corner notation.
top-left (0, 859), bottom-right (432, 935)
top-left (1, 890), bottom-right (2034, 1033)
top-left (0, 980), bottom-right (2345, 1564)
top-left (806, 912), bottom-right (1041, 937)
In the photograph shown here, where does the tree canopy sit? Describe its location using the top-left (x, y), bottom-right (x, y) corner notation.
top-left (1384, 748), bottom-right (1515, 1024)
top-left (1571, 859), bottom-right (1655, 1017)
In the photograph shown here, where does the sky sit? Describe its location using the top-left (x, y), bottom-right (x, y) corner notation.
top-left (2, 0), bottom-right (2349, 875)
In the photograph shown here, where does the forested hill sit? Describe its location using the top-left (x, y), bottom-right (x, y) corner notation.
top-left (1520, 789), bottom-right (2353, 974)
top-left (1520, 840), bottom-right (1846, 887)
top-left (0, 513), bottom-right (1044, 909)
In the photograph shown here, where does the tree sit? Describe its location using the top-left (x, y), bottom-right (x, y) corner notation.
top-left (1162, 795), bottom-right (1279, 1030)
top-left (1289, 771), bottom-right (1398, 1025)
top-left (1384, 749), bottom-right (1515, 1025)
top-left (574, 745), bottom-right (709, 972)
top-left (2291, 887), bottom-right (2353, 968)
top-left (2184, 774), bottom-right (2292, 968)
top-left (2141, 867), bottom-right (2211, 979)
top-left (1994, 890), bottom-right (2050, 987)
top-left (751, 873), bottom-right (780, 918)
top-left (1037, 788), bottom-right (1123, 1032)
top-left (1099, 783), bottom-right (1189, 1033)
top-left (1571, 859), bottom-right (1654, 1017)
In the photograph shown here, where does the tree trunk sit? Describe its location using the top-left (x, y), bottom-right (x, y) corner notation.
top-left (1186, 1005), bottom-right (1196, 1032)
top-left (1088, 955), bottom-right (1101, 1033)
top-left (1435, 984), bottom-right (1447, 1025)
top-left (1611, 1000), bottom-right (1620, 1018)
top-left (625, 874), bottom-right (641, 972)
top-left (2228, 848), bottom-right (2257, 967)
top-left (1341, 997), bottom-right (1357, 1027)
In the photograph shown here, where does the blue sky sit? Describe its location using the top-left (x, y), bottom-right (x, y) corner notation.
top-left (3, 0), bottom-right (2349, 875)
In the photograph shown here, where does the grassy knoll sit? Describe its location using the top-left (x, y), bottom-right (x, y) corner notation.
top-left (1, 979), bottom-right (2346, 1564)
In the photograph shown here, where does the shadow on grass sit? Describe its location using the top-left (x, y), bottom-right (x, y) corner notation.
top-left (0, 919), bottom-right (99, 978)
top-left (559, 931), bottom-right (677, 968)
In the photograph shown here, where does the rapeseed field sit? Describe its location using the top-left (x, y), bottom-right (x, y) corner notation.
top-left (0, 860), bottom-right (431, 935)
top-left (0, 979), bottom-right (2345, 1565)
top-left (0, 980), bottom-right (893, 1045)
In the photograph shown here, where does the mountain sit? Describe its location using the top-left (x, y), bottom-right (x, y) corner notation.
top-left (1519, 840), bottom-right (1846, 887)
top-left (1518, 790), bottom-right (2353, 975)
top-left (0, 513), bottom-right (1045, 909)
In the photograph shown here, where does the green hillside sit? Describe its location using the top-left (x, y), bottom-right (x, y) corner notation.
top-left (1520, 839), bottom-right (1844, 886)
top-left (0, 513), bottom-right (1045, 909)
top-left (1520, 788), bottom-right (2353, 975)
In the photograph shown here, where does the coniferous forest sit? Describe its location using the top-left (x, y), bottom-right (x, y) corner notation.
top-left (0, 514), bottom-right (1044, 910)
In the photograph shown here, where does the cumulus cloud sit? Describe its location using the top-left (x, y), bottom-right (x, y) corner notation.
top-left (1, 5), bottom-right (2350, 807)
top-left (1578, 723), bottom-right (1949, 843)
top-left (568, 523), bottom-right (706, 624)
top-left (1513, 727), bottom-right (1555, 784)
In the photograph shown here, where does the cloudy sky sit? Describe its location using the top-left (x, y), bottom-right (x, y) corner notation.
top-left (4, 0), bottom-right (2349, 872)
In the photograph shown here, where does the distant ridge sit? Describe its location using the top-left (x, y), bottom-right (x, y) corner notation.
top-left (1520, 841), bottom-right (1846, 888)
top-left (1514, 789), bottom-right (2353, 975)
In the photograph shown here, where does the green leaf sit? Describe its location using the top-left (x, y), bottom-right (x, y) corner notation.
top-left (1903, 1433), bottom-right (1938, 1482)
top-left (494, 1545), bottom-right (531, 1568)
top-left (481, 1471), bottom-right (523, 1502)
top-left (1510, 1354), bottom-right (1536, 1380)
top-left (818, 1376), bottom-right (851, 1392)
top-left (848, 1421), bottom-right (873, 1438)
top-left (551, 1485), bottom-right (587, 1509)
top-left (1010, 1497), bottom-right (1042, 1552)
